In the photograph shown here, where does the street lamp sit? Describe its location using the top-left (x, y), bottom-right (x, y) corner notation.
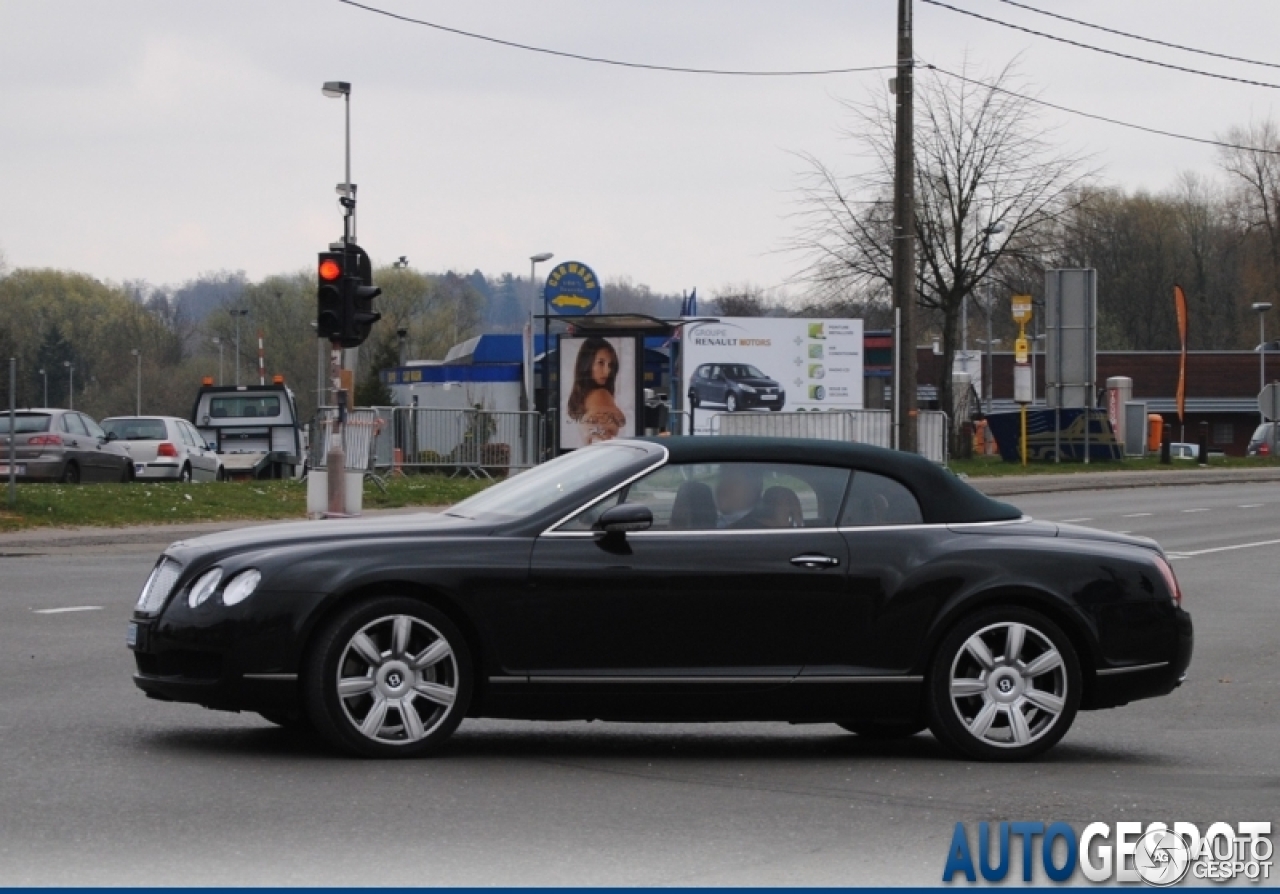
top-left (212, 337), bottom-right (224, 385)
top-left (397, 327), bottom-right (409, 366)
top-left (230, 309), bottom-right (250, 386)
top-left (38, 368), bottom-right (47, 407)
top-left (392, 256), bottom-right (409, 269)
top-left (131, 349), bottom-right (141, 415)
top-left (525, 252), bottom-right (554, 411)
top-left (1254, 301), bottom-right (1273, 440)
top-left (322, 81), bottom-right (354, 243)
top-left (63, 361), bottom-right (74, 410)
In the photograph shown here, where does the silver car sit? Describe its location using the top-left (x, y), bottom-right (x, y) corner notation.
top-left (101, 416), bottom-right (225, 482)
top-left (0, 409), bottom-right (135, 483)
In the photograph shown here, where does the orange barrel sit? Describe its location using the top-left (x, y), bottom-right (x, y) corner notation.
top-left (1147, 414), bottom-right (1164, 452)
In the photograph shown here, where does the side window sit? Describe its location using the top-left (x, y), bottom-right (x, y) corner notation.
top-left (180, 422), bottom-right (201, 447)
top-left (62, 414), bottom-right (89, 436)
top-left (558, 462), bottom-right (851, 532)
top-left (840, 471), bottom-right (924, 527)
top-left (81, 416), bottom-right (106, 439)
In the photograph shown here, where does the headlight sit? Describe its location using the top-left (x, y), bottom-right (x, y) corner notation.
top-left (221, 568), bottom-right (262, 606)
top-left (188, 567), bottom-right (222, 608)
top-left (739, 384), bottom-right (756, 393)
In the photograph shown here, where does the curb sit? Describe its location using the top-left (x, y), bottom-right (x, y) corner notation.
top-left (968, 467), bottom-right (1280, 497)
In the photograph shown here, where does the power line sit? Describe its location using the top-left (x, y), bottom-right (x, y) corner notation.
top-left (921, 62), bottom-right (1280, 156)
top-left (995, 0), bottom-right (1280, 72)
top-left (337, 0), bottom-right (895, 77)
top-left (921, 0), bottom-right (1280, 90)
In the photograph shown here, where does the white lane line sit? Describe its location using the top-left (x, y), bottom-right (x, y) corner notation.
top-left (1239, 504), bottom-right (1263, 509)
top-left (1122, 513), bottom-right (1153, 518)
top-left (32, 606), bottom-right (104, 615)
top-left (1059, 518), bottom-right (1093, 523)
top-left (1166, 537), bottom-right (1280, 560)
top-left (1181, 508), bottom-right (1209, 513)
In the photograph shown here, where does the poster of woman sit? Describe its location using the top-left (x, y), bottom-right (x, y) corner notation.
top-left (560, 336), bottom-right (637, 448)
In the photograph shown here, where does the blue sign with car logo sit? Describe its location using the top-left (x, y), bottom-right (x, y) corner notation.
top-left (544, 262), bottom-right (601, 316)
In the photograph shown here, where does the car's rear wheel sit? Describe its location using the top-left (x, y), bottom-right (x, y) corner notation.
top-left (836, 720), bottom-right (927, 739)
top-left (304, 597), bottom-right (472, 758)
top-left (61, 462), bottom-right (80, 484)
top-left (179, 464), bottom-right (192, 483)
top-left (120, 462), bottom-right (134, 483)
top-left (216, 466), bottom-right (228, 482)
top-left (726, 393), bottom-right (738, 412)
top-left (927, 607), bottom-right (1080, 761)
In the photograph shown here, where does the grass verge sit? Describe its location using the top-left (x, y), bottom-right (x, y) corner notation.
top-left (948, 454), bottom-right (1280, 477)
top-left (0, 473), bottom-right (493, 533)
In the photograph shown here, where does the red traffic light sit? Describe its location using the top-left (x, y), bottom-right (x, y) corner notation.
top-left (318, 258), bottom-right (342, 281)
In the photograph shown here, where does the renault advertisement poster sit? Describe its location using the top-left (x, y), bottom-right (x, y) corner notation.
top-left (683, 317), bottom-right (864, 434)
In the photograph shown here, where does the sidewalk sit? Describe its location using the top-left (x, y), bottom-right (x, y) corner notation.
top-left (968, 465), bottom-right (1280, 496)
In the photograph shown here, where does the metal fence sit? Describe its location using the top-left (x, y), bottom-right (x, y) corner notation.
top-left (918, 411), bottom-right (950, 464)
top-left (392, 407), bottom-right (542, 478)
top-left (308, 407), bottom-right (384, 473)
top-left (707, 408), bottom-right (948, 463)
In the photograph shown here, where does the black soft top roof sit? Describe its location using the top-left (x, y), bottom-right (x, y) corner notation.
top-left (638, 436), bottom-right (1022, 524)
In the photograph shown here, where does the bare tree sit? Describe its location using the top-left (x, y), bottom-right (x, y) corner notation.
top-left (1217, 119), bottom-right (1280, 340)
top-left (790, 60), bottom-right (1091, 440)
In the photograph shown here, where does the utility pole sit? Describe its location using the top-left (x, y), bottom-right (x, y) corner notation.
top-left (891, 0), bottom-right (918, 453)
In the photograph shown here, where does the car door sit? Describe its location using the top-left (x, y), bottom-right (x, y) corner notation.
top-left (80, 415), bottom-right (124, 480)
top-left (524, 461), bottom-right (853, 692)
top-left (58, 413), bottom-right (94, 480)
top-left (179, 421), bottom-right (217, 480)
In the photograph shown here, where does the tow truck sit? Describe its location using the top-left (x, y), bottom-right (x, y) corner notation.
top-left (191, 377), bottom-right (304, 480)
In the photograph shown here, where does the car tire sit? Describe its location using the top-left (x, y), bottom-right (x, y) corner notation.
top-left (61, 462), bottom-right (80, 484)
top-left (836, 720), bottom-right (927, 739)
top-left (179, 464), bottom-right (192, 483)
top-left (927, 606), bottom-right (1081, 762)
top-left (769, 403), bottom-right (783, 412)
top-left (120, 462), bottom-right (135, 483)
top-left (726, 393), bottom-right (738, 413)
top-left (304, 597), bottom-right (472, 758)
top-left (216, 467), bottom-right (228, 482)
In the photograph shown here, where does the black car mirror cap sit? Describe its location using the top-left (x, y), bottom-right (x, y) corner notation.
top-left (595, 503), bottom-right (653, 535)
top-left (105, 432), bottom-right (117, 441)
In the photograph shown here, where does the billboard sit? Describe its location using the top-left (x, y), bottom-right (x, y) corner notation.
top-left (544, 262), bottom-right (602, 316)
top-left (558, 335), bottom-right (638, 449)
top-left (683, 318), bottom-right (863, 434)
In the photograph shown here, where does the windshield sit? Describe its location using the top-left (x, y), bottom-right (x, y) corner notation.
top-left (102, 418), bottom-right (167, 440)
top-left (448, 443), bottom-right (653, 521)
top-left (725, 365), bottom-right (767, 379)
top-left (1251, 423), bottom-right (1272, 442)
top-left (209, 396), bottom-right (280, 419)
top-left (0, 413), bottom-right (52, 434)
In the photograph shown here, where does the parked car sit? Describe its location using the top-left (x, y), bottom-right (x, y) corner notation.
top-left (1168, 442), bottom-right (1225, 460)
top-left (1246, 422), bottom-right (1276, 457)
top-left (129, 436), bottom-right (1192, 761)
top-left (0, 409), bottom-right (134, 483)
top-left (101, 416), bottom-right (225, 482)
top-left (687, 363), bottom-right (785, 412)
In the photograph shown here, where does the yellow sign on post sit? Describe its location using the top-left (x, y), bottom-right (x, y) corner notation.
top-left (1011, 294), bottom-right (1033, 324)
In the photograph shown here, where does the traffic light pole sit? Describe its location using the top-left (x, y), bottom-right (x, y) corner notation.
top-left (327, 340), bottom-right (347, 516)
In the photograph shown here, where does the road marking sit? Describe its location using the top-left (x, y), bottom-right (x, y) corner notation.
top-left (1122, 513), bottom-right (1153, 518)
top-left (1239, 504), bottom-right (1263, 509)
top-left (1059, 518), bottom-right (1092, 523)
top-left (1181, 508), bottom-right (1209, 513)
top-left (1166, 537), bottom-right (1280, 560)
top-left (32, 606), bottom-right (103, 615)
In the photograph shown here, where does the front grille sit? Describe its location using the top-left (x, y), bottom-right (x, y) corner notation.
top-left (136, 557), bottom-right (183, 614)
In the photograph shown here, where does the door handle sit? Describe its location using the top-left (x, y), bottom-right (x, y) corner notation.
top-left (790, 554), bottom-right (840, 569)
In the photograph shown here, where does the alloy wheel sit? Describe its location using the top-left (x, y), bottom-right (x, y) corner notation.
top-left (334, 613), bottom-right (460, 747)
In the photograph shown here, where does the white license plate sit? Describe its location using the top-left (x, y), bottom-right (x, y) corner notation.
top-left (760, 394), bottom-right (778, 401)
top-left (134, 463), bottom-right (145, 475)
top-left (126, 622), bottom-right (139, 648)
top-left (0, 464), bottom-right (25, 476)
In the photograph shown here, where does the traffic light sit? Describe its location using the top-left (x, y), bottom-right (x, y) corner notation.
top-left (316, 252), bottom-right (345, 341)
top-left (315, 246), bottom-right (382, 348)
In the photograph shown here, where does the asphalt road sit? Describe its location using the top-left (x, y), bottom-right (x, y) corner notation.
top-left (1, 482), bottom-right (1277, 885)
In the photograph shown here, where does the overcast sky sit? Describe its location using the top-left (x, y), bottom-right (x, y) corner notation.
top-left (3, 1), bottom-right (1279, 297)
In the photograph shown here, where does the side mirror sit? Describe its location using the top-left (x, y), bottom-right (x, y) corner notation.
top-left (105, 432), bottom-right (118, 441)
top-left (207, 441), bottom-right (218, 451)
top-left (594, 503), bottom-right (653, 535)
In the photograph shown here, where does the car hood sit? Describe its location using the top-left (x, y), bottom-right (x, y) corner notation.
top-left (165, 511), bottom-right (490, 560)
top-left (733, 377), bottom-right (780, 388)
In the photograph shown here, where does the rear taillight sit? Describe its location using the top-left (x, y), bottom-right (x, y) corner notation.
top-left (28, 434), bottom-right (62, 446)
top-left (1260, 442), bottom-right (1271, 456)
top-left (156, 442), bottom-right (179, 457)
top-left (1154, 555), bottom-right (1183, 607)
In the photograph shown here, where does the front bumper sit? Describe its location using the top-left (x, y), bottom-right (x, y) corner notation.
top-left (738, 392), bottom-right (786, 410)
top-left (128, 589), bottom-right (323, 714)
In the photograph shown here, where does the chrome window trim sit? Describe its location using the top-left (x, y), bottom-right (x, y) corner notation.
top-left (542, 527), bottom-right (843, 539)
top-left (541, 443), bottom-right (671, 536)
top-left (1095, 661), bottom-right (1169, 676)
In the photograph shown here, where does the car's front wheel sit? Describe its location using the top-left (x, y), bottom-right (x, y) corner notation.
top-left (725, 393), bottom-right (739, 412)
top-left (304, 597), bottom-right (472, 758)
top-left (927, 607), bottom-right (1080, 761)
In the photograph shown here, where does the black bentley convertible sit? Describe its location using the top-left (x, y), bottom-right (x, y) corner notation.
top-left (128, 437), bottom-right (1192, 761)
